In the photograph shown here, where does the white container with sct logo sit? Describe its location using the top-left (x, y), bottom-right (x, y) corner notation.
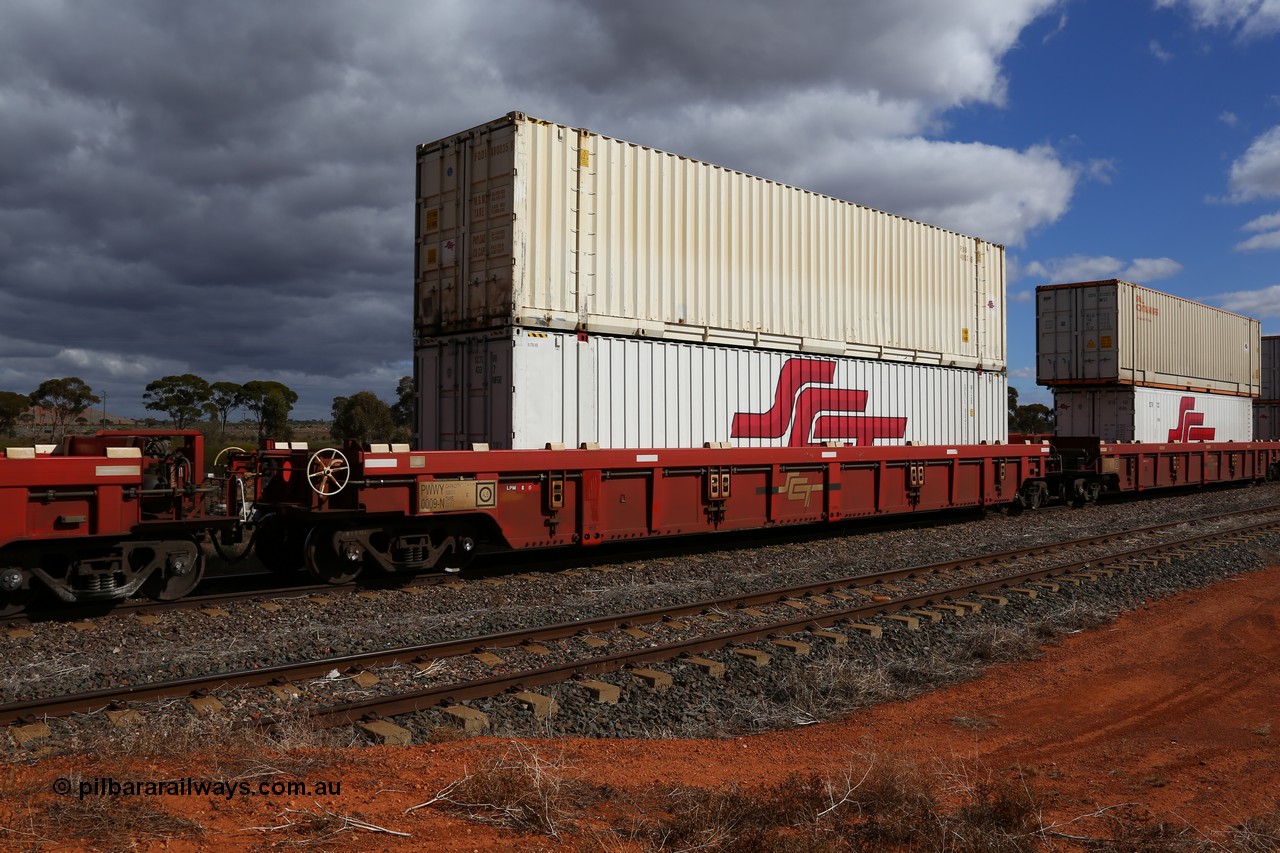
top-left (415, 328), bottom-right (1007, 450)
top-left (1053, 386), bottom-right (1252, 444)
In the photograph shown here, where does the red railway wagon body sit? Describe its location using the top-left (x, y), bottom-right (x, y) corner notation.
top-left (4, 429), bottom-right (1279, 613)
top-left (0, 431), bottom-right (236, 614)
top-left (1049, 437), bottom-right (1280, 503)
top-left (237, 441), bottom-right (1053, 583)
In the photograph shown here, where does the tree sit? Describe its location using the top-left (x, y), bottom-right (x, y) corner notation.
top-left (1008, 385), bottom-right (1055, 435)
top-left (1012, 403), bottom-right (1055, 435)
top-left (0, 391), bottom-right (28, 436)
top-left (241, 380), bottom-right (298, 447)
top-left (331, 391), bottom-right (397, 443)
top-left (143, 374), bottom-right (212, 430)
top-left (205, 381), bottom-right (246, 436)
top-left (390, 375), bottom-right (414, 433)
top-left (29, 377), bottom-right (100, 440)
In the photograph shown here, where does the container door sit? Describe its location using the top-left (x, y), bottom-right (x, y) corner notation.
top-left (415, 343), bottom-right (462, 451)
top-left (416, 142), bottom-right (465, 334)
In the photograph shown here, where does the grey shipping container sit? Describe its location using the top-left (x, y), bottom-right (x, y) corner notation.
top-left (1260, 335), bottom-right (1280, 400)
top-left (1255, 401), bottom-right (1280, 441)
top-left (1036, 280), bottom-right (1259, 396)
top-left (416, 112), bottom-right (1006, 370)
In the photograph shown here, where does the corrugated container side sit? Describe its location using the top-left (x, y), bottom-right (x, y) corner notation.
top-left (1036, 280), bottom-right (1260, 396)
top-left (1254, 401), bottom-right (1280, 441)
top-left (1053, 386), bottom-right (1253, 443)
top-left (416, 112), bottom-right (1006, 370)
top-left (1261, 336), bottom-right (1280, 400)
top-left (416, 328), bottom-right (1007, 450)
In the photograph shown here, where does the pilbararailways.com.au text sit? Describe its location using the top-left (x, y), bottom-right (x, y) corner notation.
top-left (53, 776), bottom-right (343, 800)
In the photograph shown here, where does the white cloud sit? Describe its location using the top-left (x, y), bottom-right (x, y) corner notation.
top-left (1228, 126), bottom-right (1280, 201)
top-left (1156, 0), bottom-right (1280, 36)
top-left (1010, 290), bottom-right (1035, 303)
top-left (0, 0), bottom-right (1078, 415)
top-left (1220, 111), bottom-right (1240, 126)
top-left (1084, 158), bottom-right (1119, 184)
top-left (1023, 255), bottom-right (1183, 283)
top-left (1214, 284), bottom-right (1280, 317)
top-left (1236, 230), bottom-right (1280, 251)
top-left (1042, 13), bottom-right (1069, 42)
top-left (1244, 210), bottom-right (1280, 231)
top-left (794, 138), bottom-right (1076, 246)
top-left (1149, 39), bottom-right (1175, 60)
top-left (1124, 257), bottom-right (1186, 281)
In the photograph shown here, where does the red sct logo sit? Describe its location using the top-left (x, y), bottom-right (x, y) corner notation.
top-left (731, 359), bottom-right (908, 447)
top-left (1168, 397), bottom-right (1215, 442)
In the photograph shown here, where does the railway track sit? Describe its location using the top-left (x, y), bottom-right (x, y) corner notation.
top-left (6, 505), bottom-right (1279, 737)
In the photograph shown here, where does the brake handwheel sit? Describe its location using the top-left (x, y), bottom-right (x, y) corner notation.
top-left (307, 447), bottom-right (350, 496)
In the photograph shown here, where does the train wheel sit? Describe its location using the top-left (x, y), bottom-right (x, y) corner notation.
top-left (254, 514), bottom-right (304, 574)
top-left (0, 587), bottom-right (33, 617)
top-left (143, 543), bottom-right (205, 601)
top-left (304, 526), bottom-right (363, 584)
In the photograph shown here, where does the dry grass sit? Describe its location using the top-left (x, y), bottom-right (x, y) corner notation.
top-left (402, 748), bottom-right (1280, 851)
top-left (629, 758), bottom-right (1041, 852)
top-left (1224, 803), bottom-right (1280, 852)
top-left (407, 742), bottom-right (606, 839)
top-left (0, 769), bottom-right (204, 851)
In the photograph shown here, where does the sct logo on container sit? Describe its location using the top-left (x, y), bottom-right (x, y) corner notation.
top-left (731, 359), bottom-right (908, 447)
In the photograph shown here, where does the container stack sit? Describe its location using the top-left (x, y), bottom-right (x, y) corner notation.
top-left (1036, 280), bottom-right (1259, 443)
top-left (1253, 336), bottom-right (1280, 440)
top-left (414, 112), bottom-right (1008, 450)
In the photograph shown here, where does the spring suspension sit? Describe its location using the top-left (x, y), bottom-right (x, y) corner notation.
top-left (390, 541), bottom-right (430, 569)
top-left (73, 571), bottom-right (123, 592)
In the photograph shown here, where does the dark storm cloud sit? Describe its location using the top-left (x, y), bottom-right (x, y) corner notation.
top-left (0, 0), bottom-right (1070, 418)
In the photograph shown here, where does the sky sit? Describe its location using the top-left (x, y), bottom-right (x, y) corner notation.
top-left (1, 0), bottom-right (1279, 419)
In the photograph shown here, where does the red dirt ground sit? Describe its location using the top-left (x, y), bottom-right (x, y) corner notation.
top-left (5, 563), bottom-right (1280, 850)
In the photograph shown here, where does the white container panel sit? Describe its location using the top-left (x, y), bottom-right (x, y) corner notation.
top-left (1053, 387), bottom-right (1253, 443)
top-left (416, 328), bottom-right (1006, 450)
top-left (416, 112), bottom-right (1006, 370)
top-left (1037, 280), bottom-right (1260, 395)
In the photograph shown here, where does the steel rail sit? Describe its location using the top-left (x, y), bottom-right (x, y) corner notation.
top-left (309, 515), bottom-right (1280, 725)
top-left (5, 512), bottom-right (1278, 727)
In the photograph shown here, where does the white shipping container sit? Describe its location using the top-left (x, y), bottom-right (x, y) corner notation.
top-left (1260, 336), bottom-right (1280, 400)
top-left (1053, 387), bottom-right (1253, 443)
top-left (415, 328), bottom-right (1007, 451)
top-left (416, 112), bottom-right (1006, 370)
top-left (1037, 280), bottom-right (1260, 396)
top-left (1254, 402), bottom-right (1280, 441)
